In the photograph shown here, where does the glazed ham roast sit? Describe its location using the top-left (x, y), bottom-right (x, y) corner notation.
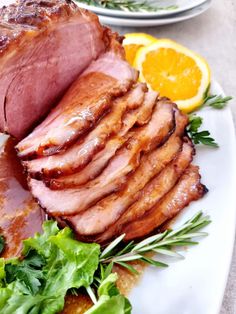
top-left (0, 0), bottom-right (110, 140)
top-left (0, 0), bottom-right (207, 245)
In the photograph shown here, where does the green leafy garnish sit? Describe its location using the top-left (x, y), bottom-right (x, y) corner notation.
top-left (187, 114), bottom-right (218, 147)
top-left (0, 212), bottom-right (210, 314)
top-left (187, 91), bottom-right (232, 147)
top-left (0, 236), bottom-right (4, 255)
top-left (202, 94), bottom-right (232, 110)
top-left (99, 211), bottom-right (211, 272)
top-left (85, 273), bottom-right (131, 314)
top-left (76, 0), bottom-right (177, 12)
top-left (0, 221), bottom-right (100, 314)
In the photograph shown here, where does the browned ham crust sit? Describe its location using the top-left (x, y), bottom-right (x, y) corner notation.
top-left (5, 1), bottom-right (206, 244)
top-left (65, 112), bottom-right (190, 241)
top-left (24, 83), bottom-right (147, 179)
top-left (16, 41), bottom-right (138, 158)
top-left (0, 1), bottom-right (109, 139)
top-left (93, 139), bottom-right (194, 243)
top-left (44, 89), bottom-right (158, 189)
top-left (28, 99), bottom-right (176, 217)
top-left (123, 165), bottom-right (208, 241)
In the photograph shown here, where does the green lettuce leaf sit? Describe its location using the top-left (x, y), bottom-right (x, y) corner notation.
top-left (0, 220), bottom-right (100, 314)
top-left (85, 273), bottom-right (132, 314)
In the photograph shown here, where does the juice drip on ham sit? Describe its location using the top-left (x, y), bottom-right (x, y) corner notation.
top-left (0, 137), bottom-right (45, 258)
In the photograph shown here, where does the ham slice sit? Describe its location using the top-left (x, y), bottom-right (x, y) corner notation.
top-left (0, 1), bottom-right (107, 139)
top-left (29, 100), bottom-right (176, 217)
top-left (16, 35), bottom-right (138, 159)
top-left (66, 136), bottom-right (185, 238)
top-left (94, 140), bottom-right (194, 243)
top-left (24, 83), bottom-right (146, 179)
top-left (46, 89), bottom-right (158, 189)
top-left (123, 165), bottom-right (208, 241)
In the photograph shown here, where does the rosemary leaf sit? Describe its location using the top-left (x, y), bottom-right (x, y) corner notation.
top-left (203, 95), bottom-right (232, 109)
top-left (116, 261), bottom-right (139, 274)
top-left (100, 234), bottom-right (125, 259)
top-left (153, 248), bottom-right (184, 258)
top-left (86, 286), bottom-right (97, 304)
top-left (140, 256), bottom-right (168, 268)
top-left (131, 231), bottom-right (168, 252)
top-left (114, 254), bottom-right (143, 262)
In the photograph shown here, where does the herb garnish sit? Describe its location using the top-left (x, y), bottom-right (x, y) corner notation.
top-left (187, 92), bottom-right (232, 147)
top-left (202, 94), bottom-right (232, 110)
top-left (0, 211), bottom-right (210, 314)
top-left (99, 211), bottom-right (210, 273)
top-left (187, 115), bottom-right (218, 147)
top-left (76, 0), bottom-right (177, 12)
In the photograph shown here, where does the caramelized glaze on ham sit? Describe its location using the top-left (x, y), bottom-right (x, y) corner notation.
top-left (16, 37), bottom-right (138, 158)
top-left (29, 100), bottom-right (176, 216)
top-left (123, 165), bottom-right (208, 241)
top-left (66, 136), bottom-right (184, 238)
top-left (94, 140), bottom-right (194, 243)
top-left (24, 83), bottom-right (146, 179)
top-left (46, 89), bottom-right (158, 189)
top-left (0, 1), bottom-right (107, 139)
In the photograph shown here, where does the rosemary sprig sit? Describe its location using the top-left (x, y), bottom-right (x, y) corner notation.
top-left (76, 0), bottom-right (177, 12)
top-left (202, 95), bottom-right (232, 109)
top-left (99, 211), bottom-right (211, 273)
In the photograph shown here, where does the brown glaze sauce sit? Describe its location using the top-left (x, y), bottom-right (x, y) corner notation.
top-left (0, 137), bottom-right (145, 313)
top-left (0, 137), bottom-right (45, 258)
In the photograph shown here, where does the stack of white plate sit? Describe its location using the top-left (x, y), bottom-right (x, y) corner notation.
top-left (77, 0), bottom-right (212, 27)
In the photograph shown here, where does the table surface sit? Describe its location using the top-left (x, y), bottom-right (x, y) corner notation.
top-left (112, 0), bottom-right (236, 313)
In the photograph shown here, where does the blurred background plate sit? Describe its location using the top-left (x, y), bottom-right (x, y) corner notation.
top-left (77, 0), bottom-right (208, 19)
top-left (98, 0), bottom-right (211, 27)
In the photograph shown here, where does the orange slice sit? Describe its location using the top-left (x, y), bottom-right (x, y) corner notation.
top-left (134, 39), bottom-right (211, 113)
top-left (123, 33), bottom-right (157, 66)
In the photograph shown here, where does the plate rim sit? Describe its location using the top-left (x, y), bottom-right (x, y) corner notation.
top-left (128, 79), bottom-right (236, 314)
top-left (77, 0), bottom-right (208, 18)
top-left (97, 0), bottom-right (211, 27)
top-left (209, 80), bottom-right (236, 314)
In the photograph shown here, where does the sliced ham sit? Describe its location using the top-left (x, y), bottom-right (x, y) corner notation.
top-left (16, 35), bottom-right (138, 159)
top-left (24, 83), bottom-right (146, 179)
top-left (94, 140), bottom-right (194, 243)
top-left (123, 165), bottom-right (208, 241)
top-left (135, 91), bottom-right (159, 125)
top-left (46, 89), bottom-right (158, 189)
top-left (66, 137), bottom-right (189, 238)
top-left (0, 1), bottom-right (108, 139)
top-left (29, 100), bottom-right (176, 217)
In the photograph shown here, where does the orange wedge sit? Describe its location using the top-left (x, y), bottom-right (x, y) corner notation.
top-left (134, 39), bottom-right (211, 113)
top-left (123, 33), bottom-right (157, 66)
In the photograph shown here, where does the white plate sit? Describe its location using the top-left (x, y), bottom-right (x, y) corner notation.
top-left (0, 81), bottom-right (234, 312)
top-left (77, 0), bottom-right (208, 19)
top-left (98, 0), bottom-right (212, 27)
top-left (130, 79), bottom-right (236, 314)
